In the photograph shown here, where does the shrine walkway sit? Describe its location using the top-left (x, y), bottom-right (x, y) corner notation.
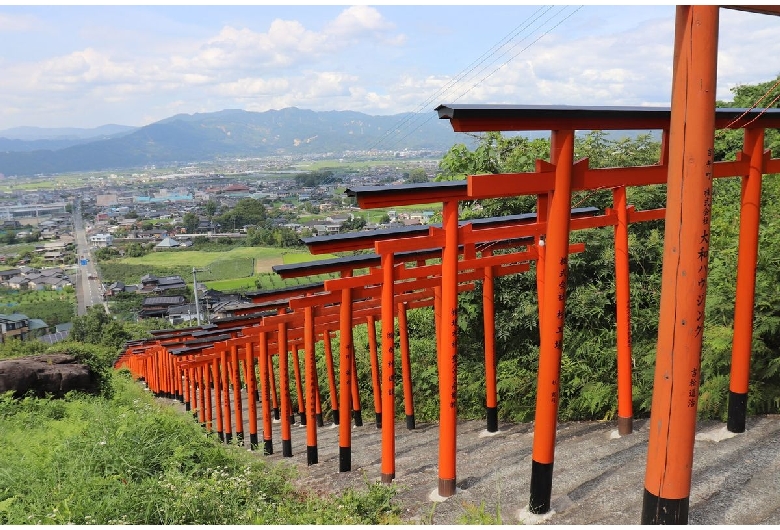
top-left (160, 390), bottom-right (780, 525)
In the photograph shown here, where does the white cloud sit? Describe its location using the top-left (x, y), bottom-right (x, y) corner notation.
top-left (0, 12), bottom-right (39, 32)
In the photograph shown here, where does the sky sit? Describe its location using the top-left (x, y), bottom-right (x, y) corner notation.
top-left (1, 4), bottom-right (779, 132)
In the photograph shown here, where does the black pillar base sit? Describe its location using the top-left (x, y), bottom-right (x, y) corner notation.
top-left (486, 407), bottom-right (498, 433)
top-left (617, 415), bottom-right (634, 436)
top-left (641, 488), bottom-right (689, 524)
top-left (353, 410), bottom-right (363, 427)
top-left (381, 472), bottom-right (395, 483)
top-left (299, 412), bottom-right (307, 425)
top-left (316, 412), bottom-right (324, 427)
top-left (224, 432), bottom-right (233, 444)
top-left (289, 414), bottom-right (296, 426)
top-left (217, 431), bottom-right (224, 443)
top-left (273, 407), bottom-right (280, 420)
top-left (375, 412), bottom-right (382, 429)
top-left (235, 432), bottom-right (244, 446)
top-left (727, 390), bottom-right (748, 433)
top-left (439, 478), bottom-right (456, 497)
top-left (332, 409), bottom-right (340, 425)
top-left (254, 390), bottom-right (260, 402)
top-left (406, 414), bottom-right (416, 430)
top-left (249, 433), bottom-right (258, 450)
top-left (263, 439), bottom-right (274, 455)
top-left (282, 439), bottom-right (293, 457)
top-left (529, 460), bottom-right (554, 514)
top-left (307, 445), bottom-right (318, 466)
top-left (185, 402), bottom-right (191, 412)
top-left (339, 446), bottom-right (351, 472)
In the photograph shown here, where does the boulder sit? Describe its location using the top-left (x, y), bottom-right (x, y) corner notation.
top-left (0, 354), bottom-right (99, 398)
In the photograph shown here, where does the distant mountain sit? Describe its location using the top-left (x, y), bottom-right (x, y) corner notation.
top-left (0, 124), bottom-right (137, 141)
top-left (0, 108), bottom-right (466, 176)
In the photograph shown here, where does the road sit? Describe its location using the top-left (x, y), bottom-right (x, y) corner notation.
top-left (72, 204), bottom-right (108, 315)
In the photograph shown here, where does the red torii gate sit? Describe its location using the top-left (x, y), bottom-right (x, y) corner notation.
top-left (432, 17), bottom-right (780, 519)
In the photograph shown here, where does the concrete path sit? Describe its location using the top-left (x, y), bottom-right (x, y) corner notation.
top-left (164, 386), bottom-right (780, 525)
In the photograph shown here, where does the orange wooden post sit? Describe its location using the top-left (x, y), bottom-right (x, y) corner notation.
top-left (529, 128), bottom-right (575, 514)
top-left (220, 346), bottom-right (233, 444)
top-left (244, 342), bottom-right (259, 450)
top-left (339, 282), bottom-right (354, 471)
top-left (314, 372), bottom-right (325, 427)
top-left (291, 346), bottom-right (306, 425)
top-left (434, 285), bottom-right (442, 362)
top-left (483, 248), bottom-right (499, 432)
top-left (278, 322), bottom-right (293, 457)
top-left (212, 355), bottom-right (224, 442)
top-left (197, 362), bottom-right (206, 427)
top-left (203, 363), bottom-right (213, 432)
top-left (641, 6), bottom-right (719, 524)
top-left (613, 186), bottom-right (634, 435)
top-left (257, 333), bottom-right (273, 454)
top-left (438, 199), bottom-right (459, 497)
top-left (230, 344), bottom-right (244, 444)
top-left (367, 315), bottom-right (383, 428)
top-left (268, 354), bottom-right (280, 420)
top-left (323, 331), bottom-right (340, 425)
top-left (350, 348), bottom-right (364, 427)
top-left (380, 251), bottom-right (396, 483)
top-left (397, 301), bottom-right (416, 430)
top-left (304, 305), bottom-right (319, 465)
top-left (536, 193), bottom-right (549, 329)
top-left (728, 127), bottom-right (765, 433)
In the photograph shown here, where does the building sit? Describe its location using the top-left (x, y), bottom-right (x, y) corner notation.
top-left (0, 313), bottom-right (30, 342)
top-left (89, 233), bottom-right (114, 248)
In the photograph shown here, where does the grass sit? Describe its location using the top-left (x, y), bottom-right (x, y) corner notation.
top-left (0, 372), bottom-right (401, 525)
top-left (115, 247), bottom-right (293, 269)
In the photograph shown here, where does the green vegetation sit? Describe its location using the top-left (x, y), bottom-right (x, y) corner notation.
top-left (0, 308), bottom-right (400, 525)
top-left (0, 287), bottom-right (76, 327)
top-left (0, 375), bottom-right (399, 525)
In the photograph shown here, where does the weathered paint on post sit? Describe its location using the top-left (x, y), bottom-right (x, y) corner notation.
top-left (641, 5), bottom-right (719, 524)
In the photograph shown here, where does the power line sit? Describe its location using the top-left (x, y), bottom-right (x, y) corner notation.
top-left (364, 5), bottom-right (556, 152)
top-left (373, 5), bottom-right (583, 154)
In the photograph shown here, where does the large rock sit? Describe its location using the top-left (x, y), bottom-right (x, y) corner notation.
top-left (0, 354), bottom-right (98, 398)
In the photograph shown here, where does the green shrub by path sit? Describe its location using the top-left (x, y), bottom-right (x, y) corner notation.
top-left (0, 374), bottom-right (400, 525)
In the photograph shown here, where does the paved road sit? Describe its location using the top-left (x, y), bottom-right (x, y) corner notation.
top-left (72, 205), bottom-right (107, 315)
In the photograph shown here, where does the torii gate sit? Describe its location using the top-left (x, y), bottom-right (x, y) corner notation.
top-left (429, 5), bottom-right (780, 522)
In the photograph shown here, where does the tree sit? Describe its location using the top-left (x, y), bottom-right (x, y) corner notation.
top-left (205, 199), bottom-right (218, 219)
top-left (405, 168), bottom-right (429, 184)
top-left (182, 212), bottom-right (199, 233)
top-left (70, 306), bottom-right (130, 351)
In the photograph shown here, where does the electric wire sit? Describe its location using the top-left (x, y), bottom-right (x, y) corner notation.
top-left (366, 5), bottom-right (582, 154)
top-left (364, 5), bottom-right (555, 153)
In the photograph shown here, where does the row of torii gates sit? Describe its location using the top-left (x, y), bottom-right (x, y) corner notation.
top-left (116, 6), bottom-right (780, 524)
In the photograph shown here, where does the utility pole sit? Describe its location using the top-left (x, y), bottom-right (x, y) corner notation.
top-left (192, 267), bottom-right (207, 325)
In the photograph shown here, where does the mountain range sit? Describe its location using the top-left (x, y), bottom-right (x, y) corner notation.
top-left (0, 108), bottom-right (467, 177)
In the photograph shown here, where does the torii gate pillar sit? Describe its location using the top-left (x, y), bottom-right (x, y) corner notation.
top-left (641, 5), bottom-right (718, 524)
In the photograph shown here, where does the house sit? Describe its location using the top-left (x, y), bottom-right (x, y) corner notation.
top-left (0, 313), bottom-right (29, 342)
top-left (7, 276), bottom-right (29, 289)
top-left (154, 237), bottom-right (180, 250)
top-left (139, 274), bottom-right (187, 293)
top-left (139, 296), bottom-right (186, 319)
top-left (167, 303), bottom-right (201, 325)
top-left (89, 233), bottom-right (114, 247)
top-left (0, 268), bottom-right (21, 282)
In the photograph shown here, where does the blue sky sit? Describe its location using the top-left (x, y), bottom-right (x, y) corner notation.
top-left (1, 5), bottom-right (779, 131)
